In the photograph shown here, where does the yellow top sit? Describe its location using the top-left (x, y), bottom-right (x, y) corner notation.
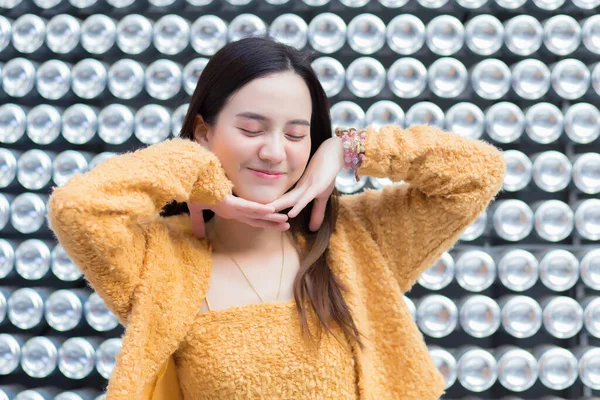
top-left (174, 300), bottom-right (358, 399)
top-left (46, 124), bottom-right (506, 400)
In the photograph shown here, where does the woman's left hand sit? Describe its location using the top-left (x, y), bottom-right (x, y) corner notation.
top-left (265, 136), bottom-right (345, 232)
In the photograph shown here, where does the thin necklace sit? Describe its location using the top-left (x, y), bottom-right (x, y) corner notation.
top-left (208, 220), bottom-right (285, 304)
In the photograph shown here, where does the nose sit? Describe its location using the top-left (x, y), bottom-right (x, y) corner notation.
top-left (258, 133), bottom-right (286, 165)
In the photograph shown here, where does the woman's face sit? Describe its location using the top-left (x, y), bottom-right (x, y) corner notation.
top-left (194, 71), bottom-right (313, 205)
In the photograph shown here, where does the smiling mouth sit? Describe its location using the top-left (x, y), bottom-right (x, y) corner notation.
top-left (248, 168), bottom-right (286, 179)
top-left (248, 168), bottom-right (285, 176)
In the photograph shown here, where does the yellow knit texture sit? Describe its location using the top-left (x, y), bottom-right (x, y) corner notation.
top-left (47, 124), bottom-right (506, 399)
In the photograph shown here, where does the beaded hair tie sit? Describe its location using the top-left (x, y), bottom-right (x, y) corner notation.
top-left (334, 127), bottom-right (367, 182)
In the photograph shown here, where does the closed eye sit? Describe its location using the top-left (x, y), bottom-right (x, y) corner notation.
top-left (240, 128), bottom-right (262, 134)
top-left (239, 128), bottom-right (306, 140)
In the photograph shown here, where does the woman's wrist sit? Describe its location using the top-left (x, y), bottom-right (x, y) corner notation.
top-left (334, 127), bottom-right (367, 181)
top-left (330, 135), bottom-right (346, 172)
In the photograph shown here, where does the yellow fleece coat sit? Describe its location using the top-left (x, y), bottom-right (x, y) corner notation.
top-left (46, 124), bottom-right (506, 399)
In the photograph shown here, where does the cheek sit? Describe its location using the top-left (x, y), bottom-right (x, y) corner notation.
top-left (299, 143), bottom-right (312, 169)
top-left (290, 145), bottom-right (311, 178)
top-left (211, 132), bottom-right (247, 169)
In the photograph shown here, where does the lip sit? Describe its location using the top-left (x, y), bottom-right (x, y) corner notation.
top-left (248, 168), bottom-right (285, 179)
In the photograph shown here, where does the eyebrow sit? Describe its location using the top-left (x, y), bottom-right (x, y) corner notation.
top-left (235, 112), bottom-right (311, 127)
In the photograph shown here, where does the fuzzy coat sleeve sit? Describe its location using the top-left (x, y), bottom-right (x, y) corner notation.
top-left (46, 138), bottom-right (234, 325)
top-left (339, 124), bottom-right (506, 294)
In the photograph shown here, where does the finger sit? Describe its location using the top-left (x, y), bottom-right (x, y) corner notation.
top-left (308, 197), bottom-right (327, 232)
top-left (240, 217), bottom-right (290, 231)
top-left (228, 195), bottom-right (275, 214)
top-left (192, 215), bottom-right (206, 239)
top-left (288, 192), bottom-right (315, 218)
top-left (265, 189), bottom-right (303, 213)
top-left (251, 212), bottom-right (289, 223)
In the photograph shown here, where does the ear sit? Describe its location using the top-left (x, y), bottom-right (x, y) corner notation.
top-left (193, 115), bottom-right (211, 147)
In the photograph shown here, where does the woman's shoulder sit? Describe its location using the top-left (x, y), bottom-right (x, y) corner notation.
top-left (144, 213), bottom-right (211, 251)
top-left (157, 212), bottom-right (195, 235)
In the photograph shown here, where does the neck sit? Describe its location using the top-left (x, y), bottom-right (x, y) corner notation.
top-left (206, 216), bottom-right (285, 255)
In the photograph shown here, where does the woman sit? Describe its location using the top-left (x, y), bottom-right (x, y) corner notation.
top-left (47, 36), bottom-right (506, 399)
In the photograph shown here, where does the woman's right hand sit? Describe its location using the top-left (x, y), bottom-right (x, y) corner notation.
top-left (188, 194), bottom-right (290, 239)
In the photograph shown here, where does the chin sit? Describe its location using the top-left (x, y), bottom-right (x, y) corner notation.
top-left (232, 186), bottom-right (286, 205)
